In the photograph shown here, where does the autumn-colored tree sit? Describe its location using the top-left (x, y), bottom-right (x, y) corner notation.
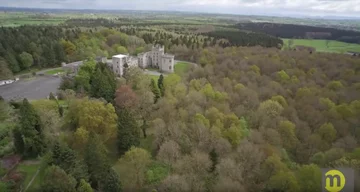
top-left (115, 85), bottom-right (138, 109)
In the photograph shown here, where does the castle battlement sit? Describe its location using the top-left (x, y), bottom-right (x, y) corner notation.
top-left (111, 44), bottom-right (174, 77)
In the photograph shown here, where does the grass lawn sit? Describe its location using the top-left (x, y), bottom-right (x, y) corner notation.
top-left (16, 163), bottom-right (41, 192)
top-left (146, 67), bottom-right (159, 72)
top-left (282, 38), bottom-right (360, 53)
top-left (175, 62), bottom-right (190, 75)
top-left (45, 68), bottom-right (64, 75)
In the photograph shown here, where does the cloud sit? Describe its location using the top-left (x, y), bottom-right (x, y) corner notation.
top-left (0, 0), bottom-right (359, 17)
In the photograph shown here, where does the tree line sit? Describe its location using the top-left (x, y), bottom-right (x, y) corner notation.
top-left (237, 22), bottom-right (360, 43)
top-left (204, 30), bottom-right (283, 48)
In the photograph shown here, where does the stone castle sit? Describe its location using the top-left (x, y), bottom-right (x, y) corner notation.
top-left (111, 45), bottom-right (174, 76)
top-left (63, 45), bottom-right (175, 77)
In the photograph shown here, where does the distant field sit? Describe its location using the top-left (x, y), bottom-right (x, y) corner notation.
top-left (282, 38), bottom-right (360, 53)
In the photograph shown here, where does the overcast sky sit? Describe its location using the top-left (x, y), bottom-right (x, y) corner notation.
top-left (1, 0), bottom-right (360, 17)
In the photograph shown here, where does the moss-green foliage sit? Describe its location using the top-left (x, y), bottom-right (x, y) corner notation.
top-left (145, 162), bottom-right (170, 185)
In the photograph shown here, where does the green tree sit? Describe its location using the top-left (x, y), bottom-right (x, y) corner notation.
top-left (75, 59), bottom-right (96, 92)
top-left (5, 52), bottom-right (20, 73)
top-left (19, 98), bottom-right (46, 157)
top-left (90, 64), bottom-right (116, 102)
top-left (327, 81), bottom-right (344, 90)
top-left (0, 181), bottom-right (9, 192)
top-left (117, 108), bottom-right (140, 155)
top-left (278, 120), bottom-right (298, 150)
top-left (77, 179), bottom-right (93, 192)
top-left (84, 134), bottom-right (111, 189)
top-left (49, 92), bottom-right (56, 100)
top-left (317, 123), bottom-right (337, 143)
top-left (115, 45), bottom-right (128, 54)
top-left (150, 79), bottom-right (161, 103)
top-left (51, 142), bottom-right (89, 181)
top-left (66, 98), bottom-right (117, 143)
top-left (158, 74), bottom-right (165, 97)
top-left (115, 147), bottom-right (152, 190)
top-left (296, 164), bottom-right (321, 192)
top-left (100, 169), bottom-right (122, 192)
top-left (271, 95), bottom-right (288, 108)
top-left (41, 166), bottom-right (77, 192)
top-left (145, 162), bottom-right (170, 185)
top-left (13, 127), bottom-right (24, 154)
top-left (277, 70), bottom-right (290, 83)
top-left (0, 59), bottom-right (13, 80)
top-left (209, 148), bottom-right (218, 173)
top-left (19, 52), bottom-right (34, 69)
top-left (267, 171), bottom-right (300, 192)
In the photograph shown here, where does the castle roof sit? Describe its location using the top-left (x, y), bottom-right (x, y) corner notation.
top-left (113, 54), bottom-right (128, 59)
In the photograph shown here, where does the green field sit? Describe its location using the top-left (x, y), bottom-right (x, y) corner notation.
top-left (282, 38), bottom-right (360, 53)
top-left (16, 163), bottom-right (41, 192)
top-left (174, 62), bottom-right (190, 75)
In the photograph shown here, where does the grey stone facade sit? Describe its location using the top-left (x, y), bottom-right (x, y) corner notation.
top-left (112, 44), bottom-right (175, 77)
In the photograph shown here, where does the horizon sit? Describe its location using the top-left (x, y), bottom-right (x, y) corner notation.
top-left (0, 0), bottom-right (359, 19)
top-left (1, 6), bottom-right (360, 20)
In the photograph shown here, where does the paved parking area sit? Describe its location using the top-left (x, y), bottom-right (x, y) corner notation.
top-left (0, 76), bottom-right (61, 101)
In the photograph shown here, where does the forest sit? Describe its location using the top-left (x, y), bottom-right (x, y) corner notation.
top-left (1, 40), bottom-right (360, 191)
top-left (237, 22), bottom-right (360, 44)
top-left (0, 14), bottom-right (360, 192)
top-left (204, 30), bottom-right (283, 48)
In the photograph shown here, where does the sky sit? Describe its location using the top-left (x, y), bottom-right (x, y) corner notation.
top-left (1, 0), bottom-right (360, 18)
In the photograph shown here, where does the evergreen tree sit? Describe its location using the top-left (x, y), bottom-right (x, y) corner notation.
top-left (150, 79), bottom-right (161, 103)
top-left (158, 74), bottom-right (165, 97)
top-left (49, 92), bottom-right (56, 100)
top-left (85, 134), bottom-right (112, 189)
top-left (41, 166), bottom-right (77, 192)
top-left (100, 169), bottom-right (122, 192)
top-left (19, 98), bottom-right (46, 158)
top-left (209, 148), bottom-right (218, 173)
top-left (90, 63), bottom-right (116, 102)
top-left (13, 127), bottom-right (24, 154)
top-left (52, 142), bottom-right (89, 182)
top-left (117, 108), bottom-right (140, 155)
top-left (5, 52), bottom-right (20, 73)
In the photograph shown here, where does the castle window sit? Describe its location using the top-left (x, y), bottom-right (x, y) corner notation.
top-left (169, 59), bottom-right (171, 62)
top-left (169, 66), bottom-right (172, 70)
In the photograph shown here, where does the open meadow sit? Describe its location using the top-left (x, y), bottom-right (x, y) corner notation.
top-left (282, 38), bottom-right (360, 53)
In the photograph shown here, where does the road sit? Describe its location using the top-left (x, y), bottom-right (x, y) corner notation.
top-left (0, 76), bottom-right (61, 101)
